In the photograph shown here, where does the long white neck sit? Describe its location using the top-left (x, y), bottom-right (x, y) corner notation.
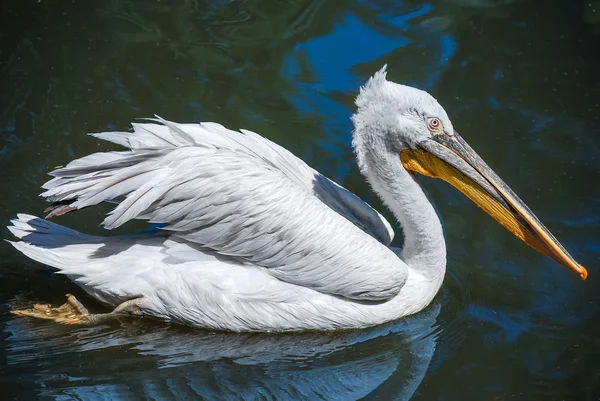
top-left (355, 143), bottom-right (446, 282)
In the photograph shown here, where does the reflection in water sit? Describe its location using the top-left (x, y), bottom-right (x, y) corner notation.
top-left (4, 303), bottom-right (440, 400)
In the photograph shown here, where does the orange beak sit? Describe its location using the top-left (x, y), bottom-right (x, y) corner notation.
top-left (400, 131), bottom-right (587, 280)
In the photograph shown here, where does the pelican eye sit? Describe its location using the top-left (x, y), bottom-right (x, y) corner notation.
top-left (427, 117), bottom-right (442, 132)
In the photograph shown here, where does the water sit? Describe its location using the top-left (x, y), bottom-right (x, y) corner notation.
top-left (1, 0), bottom-right (599, 399)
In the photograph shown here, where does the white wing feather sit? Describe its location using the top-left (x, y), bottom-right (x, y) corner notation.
top-left (40, 119), bottom-right (404, 301)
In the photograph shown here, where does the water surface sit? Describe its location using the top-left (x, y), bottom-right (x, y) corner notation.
top-left (1, 0), bottom-right (599, 399)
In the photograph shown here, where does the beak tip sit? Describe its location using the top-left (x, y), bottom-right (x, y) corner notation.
top-left (579, 265), bottom-right (588, 280)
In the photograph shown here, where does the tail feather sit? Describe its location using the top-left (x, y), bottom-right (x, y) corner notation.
top-left (7, 214), bottom-right (100, 269)
top-left (8, 213), bottom-right (90, 244)
top-left (7, 214), bottom-right (159, 304)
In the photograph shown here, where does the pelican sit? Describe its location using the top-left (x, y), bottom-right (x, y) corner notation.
top-left (8, 66), bottom-right (587, 332)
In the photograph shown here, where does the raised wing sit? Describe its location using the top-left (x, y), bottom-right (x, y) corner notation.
top-left (41, 119), bottom-right (404, 301)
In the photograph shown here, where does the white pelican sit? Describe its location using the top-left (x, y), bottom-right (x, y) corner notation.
top-left (8, 66), bottom-right (587, 332)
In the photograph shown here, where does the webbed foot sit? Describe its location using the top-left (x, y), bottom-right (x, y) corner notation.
top-left (12, 294), bottom-right (142, 325)
top-left (12, 293), bottom-right (93, 324)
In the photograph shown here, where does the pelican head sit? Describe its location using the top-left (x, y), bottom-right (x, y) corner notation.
top-left (352, 66), bottom-right (587, 280)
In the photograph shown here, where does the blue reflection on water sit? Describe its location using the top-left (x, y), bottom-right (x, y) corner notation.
top-left (283, 6), bottom-right (456, 181)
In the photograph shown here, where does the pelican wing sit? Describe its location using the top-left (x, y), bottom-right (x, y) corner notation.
top-left (40, 119), bottom-right (404, 301)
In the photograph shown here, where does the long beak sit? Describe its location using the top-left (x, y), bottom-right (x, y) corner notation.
top-left (400, 131), bottom-right (587, 280)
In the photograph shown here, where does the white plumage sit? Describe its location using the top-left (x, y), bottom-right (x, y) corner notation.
top-left (7, 67), bottom-right (498, 331)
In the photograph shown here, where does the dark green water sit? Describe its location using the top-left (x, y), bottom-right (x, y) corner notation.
top-left (1, 0), bottom-right (599, 399)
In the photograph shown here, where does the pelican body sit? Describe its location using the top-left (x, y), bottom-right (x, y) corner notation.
top-left (8, 67), bottom-right (586, 332)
